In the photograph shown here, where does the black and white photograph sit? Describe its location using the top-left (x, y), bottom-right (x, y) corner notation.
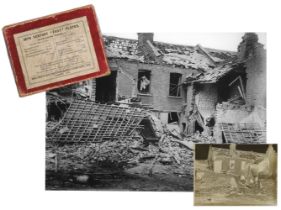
top-left (46, 32), bottom-right (266, 191)
top-left (194, 144), bottom-right (277, 205)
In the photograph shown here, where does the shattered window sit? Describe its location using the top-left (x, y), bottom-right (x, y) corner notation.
top-left (138, 70), bottom-right (151, 94)
top-left (228, 76), bottom-right (246, 103)
top-left (169, 73), bottom-right (182, 97)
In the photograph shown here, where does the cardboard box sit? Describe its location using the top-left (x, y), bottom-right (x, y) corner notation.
top-left (3, 5), bottom-right (110, 96)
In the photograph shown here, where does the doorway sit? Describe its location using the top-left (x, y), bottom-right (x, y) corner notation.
top-left (95, 71), bottom-right (117, 103)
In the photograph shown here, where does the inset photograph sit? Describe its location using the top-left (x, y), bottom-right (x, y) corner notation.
top-left (194, 144), bottom-right (277, 205)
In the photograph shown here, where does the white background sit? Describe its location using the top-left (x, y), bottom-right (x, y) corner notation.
top-left (0, 0), bottom-right (280, 209)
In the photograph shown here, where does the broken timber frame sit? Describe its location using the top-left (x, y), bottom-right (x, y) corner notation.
top-left (220, 123), bottom-right (266, 144)
top-left (47, 99), bottom-right (147, 143)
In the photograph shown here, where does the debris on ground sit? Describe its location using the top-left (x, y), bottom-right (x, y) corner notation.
top-left (46, 129), bottom-right (194, 190)
top-left (147, 113), bottom-right (165, 137)
top-left (45, 99), bottom-right (217, 190)
top-left (46, 102), bottom-right (217, 180)
top-left (46, 131), bottom-right (194, 176)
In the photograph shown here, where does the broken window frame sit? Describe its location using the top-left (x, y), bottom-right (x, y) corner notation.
top-left (137, 69), bottom-right (151, 94)
top-left (169, 73), bottom-right (182, 97)
top-left (228, 76), bottom-right (246, 101)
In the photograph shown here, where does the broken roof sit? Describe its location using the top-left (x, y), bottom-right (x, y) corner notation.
top-left (185, 60), bottom-right (245, 83)
top-left (103, 35), bottom-right (237, 71)
top-left (220, 123), bottom-right (266, 144)
top-left (47, 99), bottom-right (146, 143)
top-left (188, 60), bottom-right (247, 84)
top-left (104, 36), bottom-right (143, 62)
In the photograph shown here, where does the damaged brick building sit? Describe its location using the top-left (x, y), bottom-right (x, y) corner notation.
top-left (48, 33), bottom-right (266, 144)
top-left (182, 33), bottom-right (266, 143)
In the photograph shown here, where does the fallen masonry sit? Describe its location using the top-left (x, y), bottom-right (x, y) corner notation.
top-left (46, 99), bottom-right (198, 190)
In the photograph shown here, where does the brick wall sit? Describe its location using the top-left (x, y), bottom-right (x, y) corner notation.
top-left (245, 47), bottom-right (266, 107)
top-left (195, 83), bottom-right (218, 118)
top-left (115, 61), bottom-right (137, 99)
top-left (215, 103), bottom-right (253, 123)
top-left (111, 59), bottom-right (196, 112)
top-left (237, 33), bottom-right (266, 108)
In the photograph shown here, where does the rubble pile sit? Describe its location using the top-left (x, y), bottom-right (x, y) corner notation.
top-left (46, 128), bottom-right (194, 176)
top-left (46, 104), bottom-right (217, 180)
top-left (46, 111), bottom-right (218, 177)
top-left (46, 143), bottom-right (97, 172)
top-left (147, 114), bottom-right (164, 137)
top-left (187, 133), bottom-right (215, 144)
top-left (149, 113), bottom-right (215, 143)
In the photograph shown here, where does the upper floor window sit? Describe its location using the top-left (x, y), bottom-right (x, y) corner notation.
top-left (169, 73), bottom-right (182, 97)
top-left (138, 70), bottom-right (151, 94)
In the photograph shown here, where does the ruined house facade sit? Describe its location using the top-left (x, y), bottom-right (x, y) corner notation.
top-left (49, 33), bottom-right (266, 143)
top-left (100, 33), bottom-right (237, 124)
top-left (183, 33), bottom-right (266, 143)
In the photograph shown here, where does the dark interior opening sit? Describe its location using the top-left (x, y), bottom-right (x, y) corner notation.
top-left (168, 112), bottom-right (179, 123)
top-left (182, 122), bottom-right (186, 132)
top-left (222, 131), bottom-right (227, 143)
top-left (195, 120), bottom-right (204, 133)
top-left (96, 71), bottom-right (117, 103)
top-left (217, 66), bottom-right (247, 103)
top-left (47, 102), bottom-right (70, 121)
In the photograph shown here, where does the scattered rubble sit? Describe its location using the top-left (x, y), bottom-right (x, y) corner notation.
top-left (45, 106), bottom-right (208, 188)
top-left (46, 99), bottom-right (216, 185)
top-left (46, 131), bottom-right (194, 176)
top-left (147, 113), bottom-right (164, 137)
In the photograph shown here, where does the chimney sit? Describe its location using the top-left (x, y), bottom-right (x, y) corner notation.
top-left (137, 33), bottom-right (157, 60)
top-left (137, 33), bottom-right (154, 46)
top-left (238, 33), bottom-right (266, 107)
top-left (237, 33), bottom-right (263, 62)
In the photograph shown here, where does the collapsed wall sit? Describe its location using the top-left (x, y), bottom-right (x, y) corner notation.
top-left (182, 33), bottom-right (266, 144)
top-left (214, 103), bottom-right (266, 143)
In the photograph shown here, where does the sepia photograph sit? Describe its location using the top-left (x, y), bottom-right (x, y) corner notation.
top-left (45, 32), bottom-right (266, 191)
top-left (194, 144), bottom-right (277, 205)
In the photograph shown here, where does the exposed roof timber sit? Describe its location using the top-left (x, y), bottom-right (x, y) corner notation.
top-left (146, 40), bottom-right (161, 56)
top-left (47, 99), bottom-right (147, 143)
top-left (195, 44), bottom-right (219, 64)
top-left (220, 123), bottom-right (266, 144)
top-left (103, 35), bottom-right (236, 70)
top-left (184, 62), bottom-right (245, 84)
